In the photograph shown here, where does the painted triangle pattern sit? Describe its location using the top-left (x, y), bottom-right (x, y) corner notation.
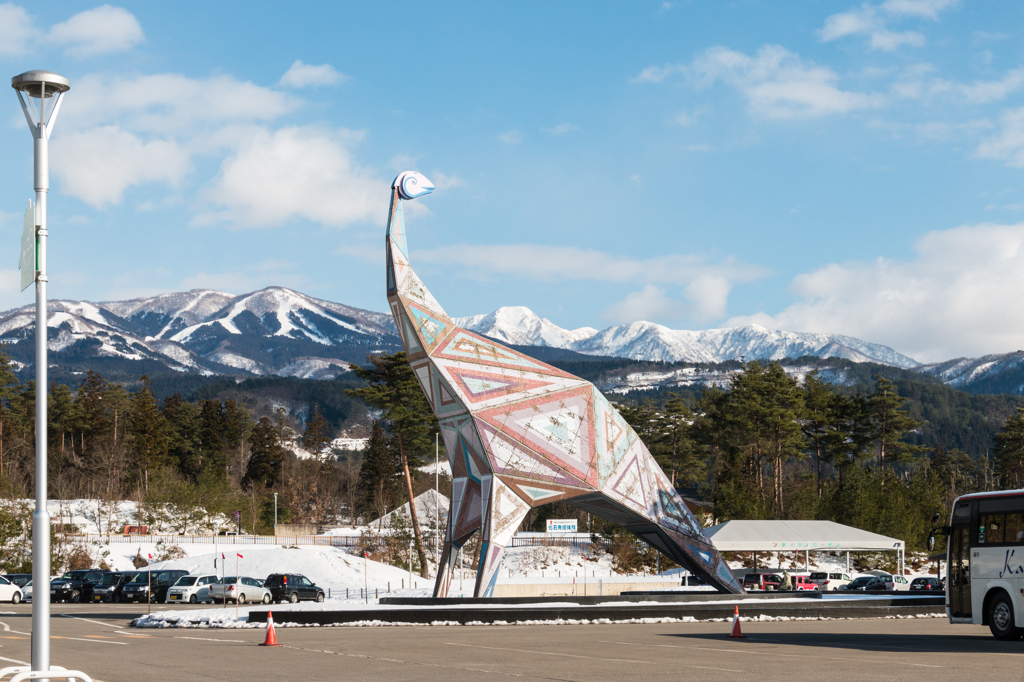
top-left (383, 178), bottom-right (743, 597)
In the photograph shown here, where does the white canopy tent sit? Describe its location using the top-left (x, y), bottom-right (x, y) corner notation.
top-left (704, 520), bottom-right (907, 575)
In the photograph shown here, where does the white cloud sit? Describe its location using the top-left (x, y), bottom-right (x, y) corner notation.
top-left (498, 130), bottom-right (523, 145)
top-left (725, 223), bottom-right (1024, 362)
top-left (52, 125), bottom-right (191, 207)
top-left (930, 67), bottom-right (1024, 104)
top-left (198, 125), bottom-right (385, 228)
top-left (49, 5), bottom-right (144, 57)
top-left (541, 123), bottom-right (580, 135)
top-left (685, 45), bottom-right (884, 119)
top-left (881, 0), bottom-right (959, 19)
top-left (65, 73), bottom-right (297, 133)
top-left (430, 171), bottom-right (466, 190)
top-left (416, 243), bottom-right (766, 289)
top-left (819, 5), bottom-right (926, 51)
top-left (631, 65), bottom-right (680, 84)
top-left (181, 261), bottom-right (310, 294)
top-left (0, 3), bottom-right (36, 55)
top-left (279, 60), bottom-right (348, 88)
top-left (602, 285), bottom-right (688, 324)
top-left (976, 107), bottom-right (1024, 167)
top-left (684, 275), bottom-right (733, 321)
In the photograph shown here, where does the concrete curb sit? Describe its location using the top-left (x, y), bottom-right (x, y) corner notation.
top-left (247, 596), bottom-right (945, 626)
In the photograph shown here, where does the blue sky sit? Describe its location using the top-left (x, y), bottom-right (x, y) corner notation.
top-left (2, 1), bottom-right (1024, 362)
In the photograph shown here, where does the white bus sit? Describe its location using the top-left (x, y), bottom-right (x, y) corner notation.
top-left (931, 489), bottom-right (1024, 640)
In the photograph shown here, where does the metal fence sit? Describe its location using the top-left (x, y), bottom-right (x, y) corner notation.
top-left (71, 533), bottom-right (605, 549)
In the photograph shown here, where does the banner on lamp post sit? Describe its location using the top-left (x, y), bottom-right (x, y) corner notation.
top-left (19, 200), bottom-right (34, 292)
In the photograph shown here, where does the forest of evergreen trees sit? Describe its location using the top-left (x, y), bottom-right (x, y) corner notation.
top-left (3, 348), bottom-right (1024, 570)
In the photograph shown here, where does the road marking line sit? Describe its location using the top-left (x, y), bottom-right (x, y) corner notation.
top-left (0, 655), bottom-right (28, 665)
top-left (50, 636), bottom-right (126, 645)
top-left (0, 621), bottom-right (30, 636)
top-left (599, 640), bottom-right (943, 669)
top-left (448, 643), bottom-right (655, 663)
top-left (115, 631), bottom-right (150, 638)
top-left (59, 614), bottom-right (121, 628)
top-left (83, 635), bottom-right (114, 639)
top-left (0, 636), bottom-right (27, 640)
top-left (174, 637), bottom-right (247, 643)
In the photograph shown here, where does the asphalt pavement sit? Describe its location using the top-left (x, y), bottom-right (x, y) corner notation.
top-left (0, 602), bottom-right (1017, 682)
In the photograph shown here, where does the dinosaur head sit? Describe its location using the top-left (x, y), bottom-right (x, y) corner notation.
top-left (393, 171), bottom-right (435, 200)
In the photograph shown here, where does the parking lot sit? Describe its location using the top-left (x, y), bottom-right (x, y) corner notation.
top-left (0, 603), bottom-right (1019, 682)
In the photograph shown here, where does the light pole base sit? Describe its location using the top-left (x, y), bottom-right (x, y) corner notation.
top-left (0, 665), bottom-right (94, 681)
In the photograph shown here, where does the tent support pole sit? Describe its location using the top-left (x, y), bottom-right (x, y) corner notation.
top-left (846, 551), bottom-right (850, 574)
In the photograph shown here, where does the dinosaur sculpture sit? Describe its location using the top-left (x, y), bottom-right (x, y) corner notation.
top-left (385, 171), bottom-right (743, 597)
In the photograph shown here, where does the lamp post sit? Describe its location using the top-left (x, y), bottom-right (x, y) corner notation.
top-left (273, 492), bottom-right (278, 533)
top-left (12, 69), bottom-right (70, 682)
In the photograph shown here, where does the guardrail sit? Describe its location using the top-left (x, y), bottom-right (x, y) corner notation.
top-left (70, 533), bottom-right (614, 549)
top-left (68, 534), bottom-right (382, 547)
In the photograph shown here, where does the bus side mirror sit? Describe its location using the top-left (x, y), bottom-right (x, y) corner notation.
top-left (927, 535), bottom-right (936, 552)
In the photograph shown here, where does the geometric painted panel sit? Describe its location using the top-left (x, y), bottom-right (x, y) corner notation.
top-left (384, 171), bottom-right (743, 596)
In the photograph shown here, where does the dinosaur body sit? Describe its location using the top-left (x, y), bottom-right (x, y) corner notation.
top-left (384, 172), bottom-right (743, 597)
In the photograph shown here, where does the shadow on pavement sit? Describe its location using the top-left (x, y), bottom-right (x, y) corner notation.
top-left (662, 629), bottom-right (1015, 655)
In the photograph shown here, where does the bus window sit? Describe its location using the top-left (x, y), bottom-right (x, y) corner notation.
top-left (981, 513), bottom-right (1004, 544)
top-left (1006, 513), bottom-right (1024, 543)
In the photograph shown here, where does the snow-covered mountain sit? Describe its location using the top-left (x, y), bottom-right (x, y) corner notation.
top-left (455, 306), bottom-right (920, 369)
top-left (916, 351), bottom-right (1024, 394)
top-left (0, 287), bottom-right (400, 380)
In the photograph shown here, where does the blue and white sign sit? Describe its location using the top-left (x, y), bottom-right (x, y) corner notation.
top-left (546, 519), bottom-right (577, 533)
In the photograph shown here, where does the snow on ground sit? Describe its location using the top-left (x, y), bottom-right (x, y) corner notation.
top-left (131, 593), bottom-right (946, 629)
top-left (112, 545), bottom-right (428, 594)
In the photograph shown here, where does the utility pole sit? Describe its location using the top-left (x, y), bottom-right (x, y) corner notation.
top-left (12, 69), bottom-right (91, 682)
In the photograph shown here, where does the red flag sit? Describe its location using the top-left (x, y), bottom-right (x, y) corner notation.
top-left (236, 553), bottom-right (243, 559)
top-left (221, 553), bottom-right (225, 560)
top-left (147, 554), bottom-right (152, 560)
top-left (364, 551), bottom-right (369, 558)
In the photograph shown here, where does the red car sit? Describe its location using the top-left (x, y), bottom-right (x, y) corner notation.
top-left (792, 575), bottom-right (820, 591)
top-left (742, 573), bottom-right (782, 591)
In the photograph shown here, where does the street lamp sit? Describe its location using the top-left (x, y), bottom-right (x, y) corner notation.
top-left (11, 70), bottom-right (90, 682)
top-left (273, 492), bottom-right (278, 533)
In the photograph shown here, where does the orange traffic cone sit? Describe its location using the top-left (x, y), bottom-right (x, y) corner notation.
top-left (727, 605), bottom-right (747, 639)
top-left (260, 610), bottom-right (282, 647)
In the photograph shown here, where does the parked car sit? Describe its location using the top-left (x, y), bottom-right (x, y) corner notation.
top-left (4, 574), bottom-right (31, 588)
top-left (50, 570), bottom-right (109, 603)
top-left (121, 570), bottom-right (189, 603)
top-left (841, 576), bottom-right (887, 591)
top-left (91, 572), bottom-right (137, 603)
top-left (792, 575), bottom-right (820, 591)
top-left (909, 577), bottom-right (944, 591)
top-left (0, 576), bottom-right (23, 604)
top-left (21, 580), bottom-right (31, 603)
top-left (742, 573), bottom-right (782, 591)
top-left (891, 575), bottom-right (911, 591)
top-left (808, 572), bottom-right (852, 591)
top-left (209, 576), bottom-right (271, 605)
top-left (264, 574), bottom-right (326, 603)
top-left (166, 574), bottom-right (219, 604)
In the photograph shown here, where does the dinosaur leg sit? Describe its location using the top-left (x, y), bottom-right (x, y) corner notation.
top-left (474, 476), bottom-right (531, 598)
top-left (434, 474), bottom-right (483, 597)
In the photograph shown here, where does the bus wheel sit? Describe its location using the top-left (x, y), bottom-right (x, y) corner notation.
top-left (988, 592), bottom-right (1022, 640)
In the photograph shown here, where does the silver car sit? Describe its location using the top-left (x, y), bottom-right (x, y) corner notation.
top-left (208, 576), bottom-right (271, 605)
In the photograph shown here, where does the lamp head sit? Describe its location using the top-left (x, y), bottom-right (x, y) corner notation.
top-left (12, 70), bottom-right (70, 96)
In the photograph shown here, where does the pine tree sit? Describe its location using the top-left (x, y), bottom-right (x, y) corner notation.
top-left (128, 376), bottom-right (169, 489)
top-left (868, 375), bottom-right (925, 469)
top-left (197, 400), bottom-right (227, 479)
top-left (243, 417), bottom-right (286, 489)
top-left (802, 372), bottom-right (832, 497)
top-left (49, 382), bottom-right (74, 465)
top-left (302, 405), bottom-right (332, 463)
top-left (0, 353), bottom-right (19, 477)
top-left (357, 420), bottom-right (398, 521)
top-left (162, 394), bottom-right (201, 479)
top-left (994, 407), bottom-right (1024, 488)
top-left (347, 352), bottom-right (437, 577)
top-left (661, 394), bottom-right (699, 487)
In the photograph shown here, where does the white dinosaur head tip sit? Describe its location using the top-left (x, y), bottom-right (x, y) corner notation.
top-left (393, 171), bottom-right (435, 200)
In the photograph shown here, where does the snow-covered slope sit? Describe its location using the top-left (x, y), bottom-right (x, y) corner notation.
top-left (916, 351), bottom-right (1024, 394)
top-left (457, 307), bottom-right (919, 368)
top-left (0, 287), bottom-right (401, 380)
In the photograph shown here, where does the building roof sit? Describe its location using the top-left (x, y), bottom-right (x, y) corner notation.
top-left (704, 520), bottom-right (905, 552)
